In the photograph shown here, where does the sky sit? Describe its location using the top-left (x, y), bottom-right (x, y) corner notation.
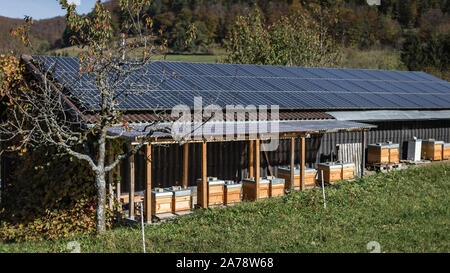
top-left (0, 0), bottom-right (107, 20)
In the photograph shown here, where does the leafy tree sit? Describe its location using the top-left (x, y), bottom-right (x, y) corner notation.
top-left (224, 8), bottom-right (341, 67)
top-left (401, 32), bottom-right (424, 70)
top-left (0, 0), bottom-right (171, 234)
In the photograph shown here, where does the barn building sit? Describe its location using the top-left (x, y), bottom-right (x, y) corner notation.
top-left (2, 55), bottom-right (450, 220)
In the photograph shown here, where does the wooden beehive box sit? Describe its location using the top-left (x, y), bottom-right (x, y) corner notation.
top-left (421, 139), bottom-right (444, 161)
top-left (367, 143), bottom-right (400, 164)
top-left (196, 177), bottom-right (225, 207)
top-left (151, 188), bottom-right (173, 216)
top-left (224, 181), bottom-right (242, 205)
top-left (242, 178), bottom-right (270, 200)
top-left (341, 163), bottom-right (355, 180)
top-left (165, 186), bottom-right (191, 213)
top-left (443, 143), bottom-right (450, 160)
top-left (265, 176), bottom-right (285, 197)
top-left (318, 163), bottom-right (342, 184)
top-left (277, 167), bottom-right (317, 189)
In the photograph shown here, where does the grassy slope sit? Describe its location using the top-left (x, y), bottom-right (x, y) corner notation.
top-left (1, 163), bottom-right (449, 253)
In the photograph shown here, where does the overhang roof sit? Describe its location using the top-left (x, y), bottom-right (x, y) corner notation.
top-left (327, 110), bottom-right (450, 121)
top-left (107, 120), bottom-right (376, 142)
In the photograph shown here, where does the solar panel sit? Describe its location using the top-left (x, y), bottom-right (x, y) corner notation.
top-left (32, 56), bottom-right (450, 111)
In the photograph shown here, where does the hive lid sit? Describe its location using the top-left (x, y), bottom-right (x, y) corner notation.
top-left (444, 143), bottom-right (450, 147)
top-left (268, 177), bottom-right (285, 185)
top-left (423, 139), bottom-right (444, 144)
top-left (151, 188), bottom-right (173, 197)
top-left (242, 178), bottom-right (270, 184)
top-left (318, 162), bottom-right (342, 169)
top-left (164, 187), bottom-right (191, 196)
top-left (278, 167), bottom-right (316, 174)
top-left (368, 143), bottom-right (399, 148)
top-left (224, 182), bottom-right (242, 188)
top-left (196, 178), bottom-right (225, 185)
top-left (341, 162), bottom-right (356, 167)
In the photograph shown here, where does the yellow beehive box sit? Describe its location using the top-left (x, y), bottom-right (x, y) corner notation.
top-left (165, 186), bottom-right (191, 213)
top-left (341, 163), bottom-right (355, 180)
top-left (422, 139), bottom-right (444, 161)
top-left (196, 177), bottom-right (225, 207)
top-left (265, 176), bottom-right (285, 197)
top-left (277, 167), bottom-right (317, 189)
top-left (318, 163), bottom-right (343, 184)
top-left (224, 181), bottom-right (242, 205)
top-left (443, 143), bottom-right (450, 160)
top-left (151, 188), bottom-right (173, 216)
top-left (242, 178), bottom-right (270, 200)
top-left (367, 143), bottom-right (400, 164)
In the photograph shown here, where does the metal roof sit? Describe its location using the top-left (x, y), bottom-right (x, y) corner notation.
top-left (327, 110), bottom-right (450, 121)
top-left (32, 56), bottom-right (450, 111)
top-left (107, 120), bottom-right (376, 141)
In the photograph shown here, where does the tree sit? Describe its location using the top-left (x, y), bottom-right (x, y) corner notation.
top-left (401, 31), bottom-right (425, 71)
top-left (0, 0), bottom-right (172, 234)
top-left (224, 8), bottom-right (341, 67)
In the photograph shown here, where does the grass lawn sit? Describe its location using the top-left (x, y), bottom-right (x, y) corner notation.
top-left (1, 163), bottom-right (449, 253)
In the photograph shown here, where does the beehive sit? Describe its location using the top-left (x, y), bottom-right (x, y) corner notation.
top-left (340, 163), bottom-right (355, 180)
top-left (407, 138), bottom-right (422, 162)
top-left (277, 167), bottom-right (317, 189)
top-left (196, 177), bottom-right (225, 207)
top-left (317, 163), bottom-right (343, 184)
top-left (443, 143), bottom-right (450, 160)
top-left (421, 139), bottom-right (444, 161)
top-left (224, 181), bottom-right (242, 205)
top-left (151, 188), bottom-right (173, 216)
top-left (367, 143), bottom-right (400, 164)
top-left (165, 186), bottom-right (191, 214)
top-left (265, 176), bottom-right (285, 197)
top-left (242, 178), bottom-right (270, 200)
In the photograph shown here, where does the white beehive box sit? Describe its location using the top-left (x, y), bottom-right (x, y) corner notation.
top-left (407, 138), bottom-right (422, 161)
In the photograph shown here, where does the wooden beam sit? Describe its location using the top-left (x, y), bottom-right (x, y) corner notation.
top-left (361, 130), bottom-right (366, 177)
top-left (182, 143), bottom-right (189, 189)
top-left (290, 137), bottom-right (295, 190)
top-left (128, 147), bottom-right (135, 219)
top-left (248, 140), bottom-right (254, 178)
top-left (201, 141), bottom-right (208, 208)
top-left (255, 139), bottom-right (260, 199)
top-left (145, 144), bottom-right (152, 223)
top-left (299, 137), bottom-right (306, 191)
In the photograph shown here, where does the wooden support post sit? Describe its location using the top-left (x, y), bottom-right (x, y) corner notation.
top-left (248, 140), bottom-right (254, 178)
top-left (182, 143), bottom-right (189, 189)
top-left (255, 139), bottom-right (260, 199)
top-left (201, 141), bottom-right (208, 208)
top-left (299, 136), bottom-right (306, 191)
top-left (128, 146), bottom-right (135, 220)
top-left (361, 130), bottom-right (366, 177)
top-left (290, 137), bottom-right (295, 190)
top-left (145, 144), bottom-right (152, 223)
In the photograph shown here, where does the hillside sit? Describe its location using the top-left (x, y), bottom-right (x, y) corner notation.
top-left (0, 15), bottom-right (66, 54)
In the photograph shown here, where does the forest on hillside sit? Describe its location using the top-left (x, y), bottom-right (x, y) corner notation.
top-left (0, 0), bottom-right (449, 76)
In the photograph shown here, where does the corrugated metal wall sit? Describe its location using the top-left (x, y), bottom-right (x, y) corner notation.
top-left (122, 119), bottom-right (450, 192)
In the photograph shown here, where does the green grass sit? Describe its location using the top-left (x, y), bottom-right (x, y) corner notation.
top-left (1, 163), bottom-right (449, 253)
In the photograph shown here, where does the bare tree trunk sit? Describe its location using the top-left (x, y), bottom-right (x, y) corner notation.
top-left (95, 172), bottom-right (107, 233)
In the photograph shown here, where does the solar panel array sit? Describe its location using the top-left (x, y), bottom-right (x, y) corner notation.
top-left (34, 56), bottom-right (450, 111)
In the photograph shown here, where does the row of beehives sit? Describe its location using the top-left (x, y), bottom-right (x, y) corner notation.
top-left (151, 163), bottom-right (357, 216)
top-left (367, 139), bottom-right (450, 164)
